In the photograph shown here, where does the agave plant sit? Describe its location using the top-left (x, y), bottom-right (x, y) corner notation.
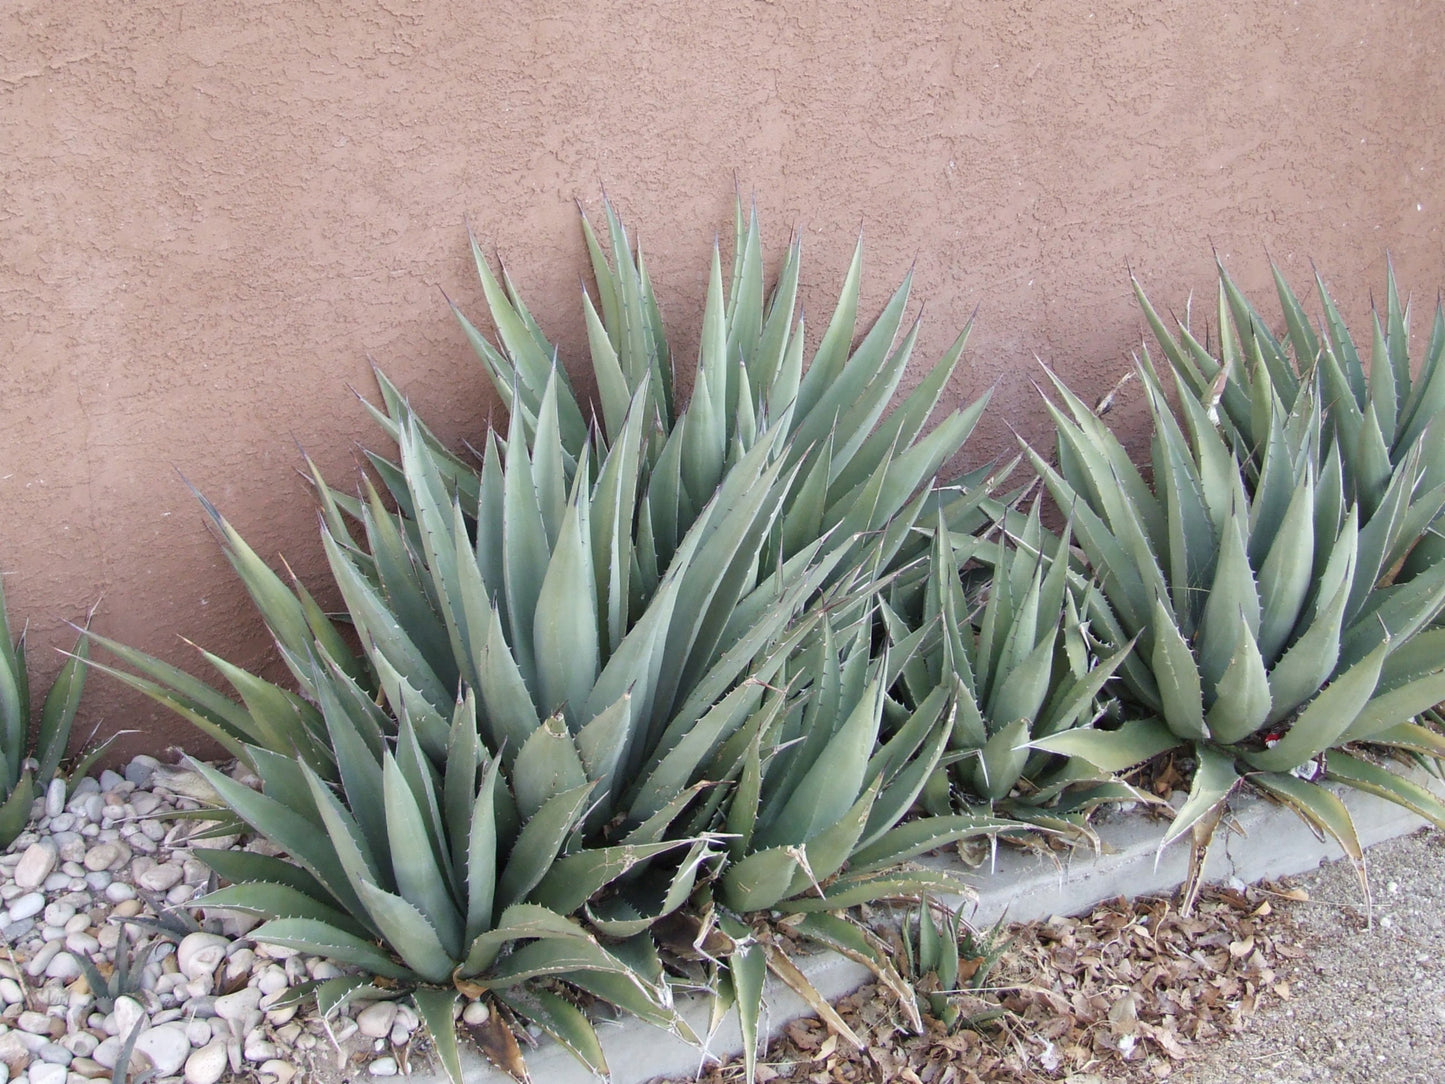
top-left (0, 575), bottom-right (97, 848)
top-left (89, 200), bottom-right (1004, 1078)
top-left (878, 506), bottom-right (1142, 833)
top-left (185, 682), bottom-right (703, 1083)
top-left (1023, 360), bottom-right (1445, 885)
top-left (1134, 260), bottom-right (1445, 526)
top-left (901, 900), bottom-right (1010, 1032)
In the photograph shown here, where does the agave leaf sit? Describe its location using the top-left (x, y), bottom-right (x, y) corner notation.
top-left (1150, 596), bottom-right (1207, 741)
top-left (382, 755), bottom-right (463, 958)
top-left (512, 714), bottom-right (588, 822)
top-left (322, 524), bottom-right (450, 715)
top-left (483, 935), bottom-right (648, 991)
top-left (1204, 616), bottom-right (1272, 745)
top-left (1341, 669), bottom-right (1445, 744)
top-left (630, 680), bottom-right (766, 822)
top-left (1249, 772), bottom-right (1362, 866)
top-left (193, 847), bottom-right (333, 904)
top-left (785, 868), bottom-right (974, 913)
top-left (763, 941), bottom-right (866, 1051)
top-left (476, 601), bottom-right (543, 759)
top-left (492, 986), bottom-right (608, 1080)
top-left (795, 912), bottom-right (922, 1033)
top-left (198, 883), bottom-right (370, 937)
top-left (1256, 469), bottom-right (1316, 663)
top-left (1367, 719), bottom-right (1445, 758)
top-left (796, 236), bottom-right (862, 419)
top-left (849, 812), bottom-right (1021, 873)
top-left (755, 675), bottom-right (882, 849)
top-left (81, 640), bottom-right (253, 764)
top-left (495, 781), bottom-right (595, 910)
top-left (1030, 718), bottom-right (1183, 772)
top-left (34, 627), bottom-right (89, 785)
top-left (252, 918), bottom-right (415, 981)
top-left (0, 774), bottom-right (34, 851)
top-left (971, 717), bottom-right (1031, 803)
top-left (1266, 509), bottom-right (1358, 723)
top-left (1160, 745), bottom-right (1238, 851)
top-left (410, 988), bottom-right (465, 1084)
top-left (189, 761), bottom-right (362, 917)
top-left (1325, 750), bottom-right (1445, 830)
top-left (730, 938), bottom-right (768, 1084)
top-left (530, 839), bottom-right (698, 915)
top-left (782, 777), bottom-right (882, 899)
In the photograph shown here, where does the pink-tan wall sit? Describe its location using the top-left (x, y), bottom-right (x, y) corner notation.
top-left (3, 1), bottom-right (1443, 758)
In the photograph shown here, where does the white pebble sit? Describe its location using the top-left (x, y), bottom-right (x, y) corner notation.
top-left (184, 1020), bottom-right (212, 1048)
top-left (109, 996), bottom-right (147, 1040)
top-left (255, 965), bottom-right (288, 998)
top-left (126, 756), bottom-right (161, 788)
top-left (462, 999), bottom-right (489, 1025)
top-left (136, 863), bottom-right (183, 894)
top-left (83, 843), bottom-right (124, 873)
top-left (223, 948), bottom-right (255, 985)
top-left (91, 1035), bottom-right (124, 1069)
top-left (41, 903), bottom-right (74, 928)
top-left (176, 933), bottom-right (229, 984)
top-left (8, 893), bottom-right (45, 923)
top-left (14, 842), bottom-right (58, 890)
top-left (18, 1010), bottom-right (57, 1035)
top-left (59, 1031), bottom-right (96, 1058)
top-left (355, 1000), bottom-right (398, 1039)
top-left (243, 1039), bottom-right (277, 1063)
top-left (213, 987), bottom-right (262, 1023)
top-left (134, 1024), bottom-right (191, 1076)
top-left (260, 1058), bottom-right (297, 1084)
top-left (28, 1061), bottom-right (67, 1084)
top-left (44, 779), bottom-right (66, 819)
top-left (63, 932), bottom-right (100, 956)
top-left (25, 941), bottom-right (62, 978)
top-left (368, 1056), bottom-right (399, 1077)
top-left (183, 1040), bottom-right (229, 1084)
top-left (0, 978), bottom-right (23, 1005)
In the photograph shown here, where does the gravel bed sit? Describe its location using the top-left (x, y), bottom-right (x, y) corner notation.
top-left (0, 758), bottom-right (431, 1084)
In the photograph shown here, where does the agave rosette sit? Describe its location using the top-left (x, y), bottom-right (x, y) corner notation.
top-left (0, 577), bottom-right (98, 848)
top-left (89, 200), bottom-right (1002, 1080)
top-left (879, 505), bottom-right (1142, 833)
top-left (1024, 359), bottom-right (1445, 868)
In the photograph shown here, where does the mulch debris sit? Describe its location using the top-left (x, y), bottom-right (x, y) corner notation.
top-left (661, 881), bottom-right (1310, 1084)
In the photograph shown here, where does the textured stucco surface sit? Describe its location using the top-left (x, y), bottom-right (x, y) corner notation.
top-left (2, 1), bottom-right (1443, 755)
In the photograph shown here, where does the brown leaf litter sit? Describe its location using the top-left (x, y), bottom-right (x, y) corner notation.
top-left (657, 881), bottom-right (1311, 1084)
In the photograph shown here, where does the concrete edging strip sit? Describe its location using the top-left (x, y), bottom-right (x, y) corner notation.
top-left (413, 777), bottom-right (1437, 1083)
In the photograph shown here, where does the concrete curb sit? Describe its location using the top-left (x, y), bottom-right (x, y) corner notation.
top-left (416, 777), bottom-right (1439, 1084)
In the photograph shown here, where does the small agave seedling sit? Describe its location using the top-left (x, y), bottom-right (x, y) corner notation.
top-left (1023, 359), bottom-right (1445, 895)
top-left (0, 576), bottom-right (103, 848)
top-left (901, 899), bottom-right (1010, 1032)
top-left (879, 506), bottom-right (1143, 836)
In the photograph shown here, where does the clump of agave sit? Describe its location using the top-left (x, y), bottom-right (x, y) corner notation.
top-left (878, 505), bottom-right (1142, 836)
top-left (1025, 358), bottom-right (1445, 894)
top-left (89, 200), bottom-right (1004, 1081)
top-left (1134, 259), bottom-right (1445, 531)
top-left (901, 900), bottom-right (1009, 1032)
top-left (0, 574), bottom-right (100, 848)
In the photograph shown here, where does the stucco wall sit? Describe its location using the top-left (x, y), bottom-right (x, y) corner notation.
top-left (2, 0), bottom-right (1442, 756)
